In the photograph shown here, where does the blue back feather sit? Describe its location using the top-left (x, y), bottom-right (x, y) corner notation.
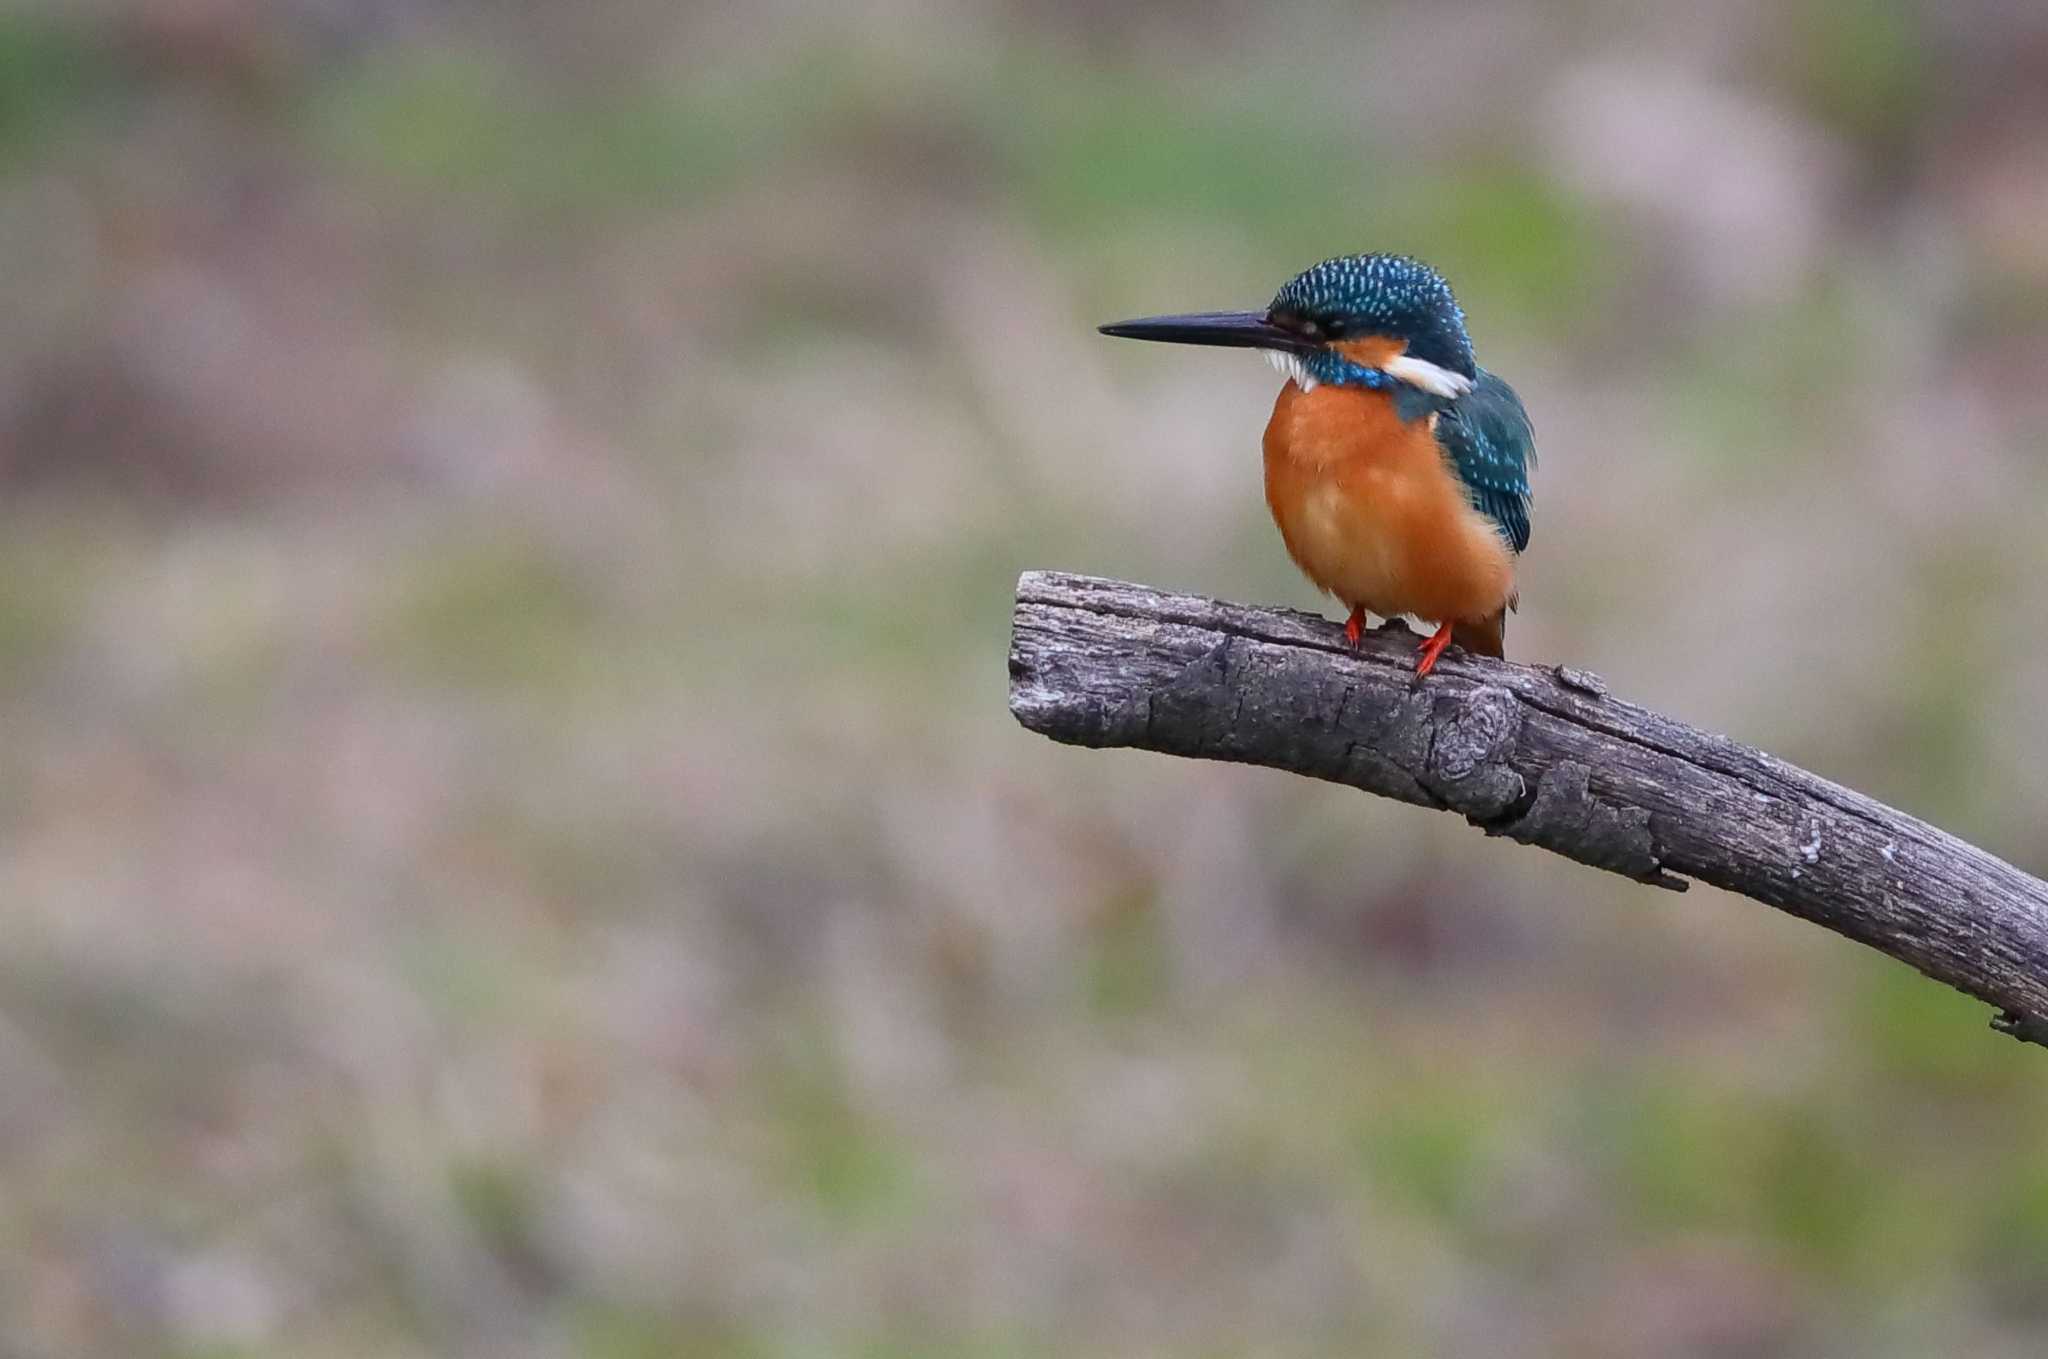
top-left (1436, 371), bottom-right (1534, 554)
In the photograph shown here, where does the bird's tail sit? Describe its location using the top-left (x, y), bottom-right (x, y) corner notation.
top-left (1453, 609), bottom-right (1506, 660)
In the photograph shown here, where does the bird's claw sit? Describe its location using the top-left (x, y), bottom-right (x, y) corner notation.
top-left (1414, 621), bottom-right (1455, 677)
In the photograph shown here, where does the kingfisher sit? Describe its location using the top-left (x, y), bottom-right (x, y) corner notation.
top-left (1100, 253), bottom-right (1534, 676)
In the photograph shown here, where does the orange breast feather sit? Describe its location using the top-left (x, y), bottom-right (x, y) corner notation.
top-left (1262, 376), bottom-right (1514, 626)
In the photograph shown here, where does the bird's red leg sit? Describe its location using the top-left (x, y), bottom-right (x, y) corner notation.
top-left (1414, 620), bottom-right (1455, 677)
top-left (1344, 605), bottom-right (1366, 648)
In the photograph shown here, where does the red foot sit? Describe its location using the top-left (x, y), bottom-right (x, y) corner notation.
top-left (1414, 620), bottom-right (1455, 677)
top-left (1343, 606), bottom-right (1366, 648)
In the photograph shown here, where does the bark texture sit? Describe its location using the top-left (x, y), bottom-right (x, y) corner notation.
top-left (1008, 571), bottom-right (2048, 1048)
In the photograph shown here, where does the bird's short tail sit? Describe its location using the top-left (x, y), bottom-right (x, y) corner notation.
top-left (1453, 609), bottom-right (1506, 660)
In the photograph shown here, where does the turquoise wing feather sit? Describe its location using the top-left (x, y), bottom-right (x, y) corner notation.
top-left (1436, 370), bottom-right (1534, 554)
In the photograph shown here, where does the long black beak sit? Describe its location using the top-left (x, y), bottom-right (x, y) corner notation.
top-left (1097, 310), bottom-right (1316, 355)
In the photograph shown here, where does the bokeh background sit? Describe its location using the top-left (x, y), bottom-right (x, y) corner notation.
top-left (3, 0), bottom-right (2048, 1354)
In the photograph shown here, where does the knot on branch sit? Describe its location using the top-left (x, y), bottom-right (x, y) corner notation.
top-left (1409, 687), bottom-right (1682, 890)
top-left (1423, 685), bottom-right (1525, 819)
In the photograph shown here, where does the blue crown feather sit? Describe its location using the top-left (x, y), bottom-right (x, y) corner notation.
top-left (1270, 254), bottom-right (1477, 379)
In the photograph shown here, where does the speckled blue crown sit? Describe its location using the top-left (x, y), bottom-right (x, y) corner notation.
top-left (1271, 254), bottom-right (1476, 379)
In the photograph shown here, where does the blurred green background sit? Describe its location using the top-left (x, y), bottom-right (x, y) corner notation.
top-left (2, 1), bottom-right (2047, 1355)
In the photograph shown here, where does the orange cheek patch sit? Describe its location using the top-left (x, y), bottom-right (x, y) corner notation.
top-left (1331, 336), bottom-right (1406, 369)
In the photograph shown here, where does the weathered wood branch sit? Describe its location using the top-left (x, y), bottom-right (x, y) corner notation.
top-left (1008, 571), bottom-right (2048, 1048)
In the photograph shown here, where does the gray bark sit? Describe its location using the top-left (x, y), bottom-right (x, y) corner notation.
top-left (1008, 570), bottom-right (2048, 1048)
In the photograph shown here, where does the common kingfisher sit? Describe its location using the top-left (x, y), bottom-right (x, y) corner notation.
top-left (1100, 254), bottom-right (1534, 677)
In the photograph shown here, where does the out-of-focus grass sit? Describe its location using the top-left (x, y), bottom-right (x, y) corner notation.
top-left (1082, 885), bottom-right (1170, 1019)
top-left (0, 514), bottom-right (99, 681)
top-left (984, 48), bottom-right (1614, 335)
top-left (1669, 279), bottom-right (1870, 473)
top-left (308, 47), bottom-right (790, 214)
top-left (374, 531), bottom-right (610, 695)
top-left (1858, 958), bottom-right (2041, 1095)
top-left (1379, 171), bottom-right (1615, 335)
top-left (1770, 0), bottom-right (1932, 152)
top-left (0, 11), bottom-right (114, 169)
top-left (762, 1020), bottom-right (923, 1227)
top-left (1606, 1080), bottom-right (1877, 1274)
top-left (1355, 1086), bottom-right (1494, 1223)
top-left (0, 3), bottom-right (2046, 1357)
top-left (986, 53), bottom-right (1385, 261)
top-left (571, 1304), bottom-right (773, 1359)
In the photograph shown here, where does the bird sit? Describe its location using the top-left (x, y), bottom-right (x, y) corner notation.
top-left (1099, 253), bottom-right (1534, 677)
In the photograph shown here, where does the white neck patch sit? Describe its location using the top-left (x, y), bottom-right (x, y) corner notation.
top-left (1385, 353), bottom-right (1474, 399)
top-left (1262, 349), bottom-right (1319, 392)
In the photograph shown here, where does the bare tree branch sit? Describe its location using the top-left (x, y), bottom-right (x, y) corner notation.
top-left (1008, 571), bottom-right (2048, 1048)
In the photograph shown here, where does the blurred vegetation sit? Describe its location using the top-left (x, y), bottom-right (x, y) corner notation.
top-left (0, 1), bottom-right (2046, 1355)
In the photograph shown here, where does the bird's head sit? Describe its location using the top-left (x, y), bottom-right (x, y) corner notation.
top-left (1099, 253), bottom-right (1475, 400)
